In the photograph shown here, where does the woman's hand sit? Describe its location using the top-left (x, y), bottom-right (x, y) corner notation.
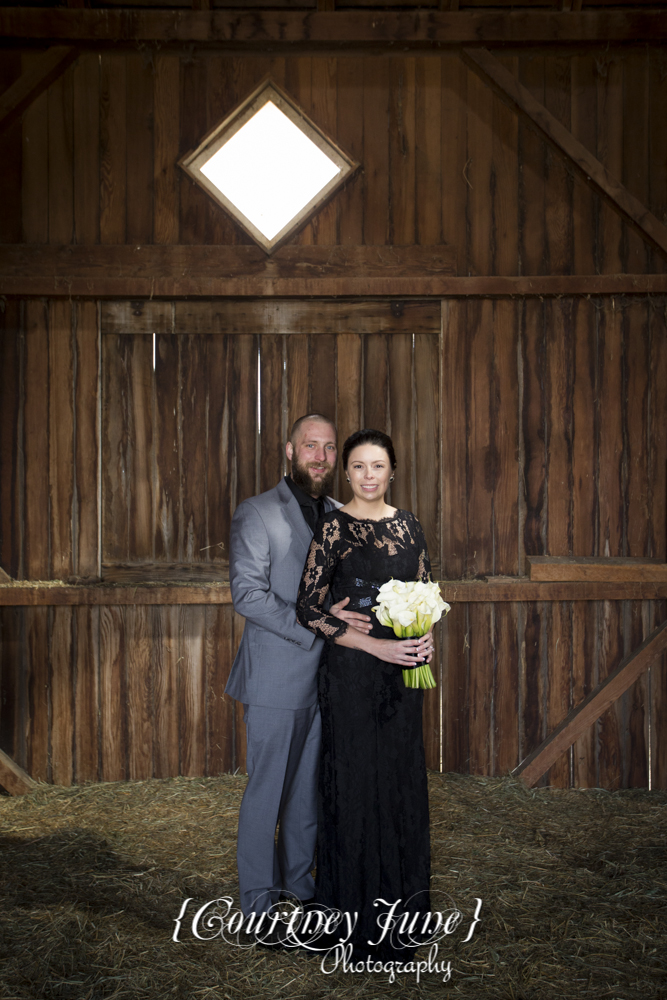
top-left (370, 634), bottom-right (433, 666)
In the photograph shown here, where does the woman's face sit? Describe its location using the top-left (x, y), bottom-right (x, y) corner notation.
top-left (346, 443), bottom-right (393, 504)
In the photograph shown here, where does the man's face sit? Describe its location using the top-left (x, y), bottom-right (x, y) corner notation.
top-left (286, 420), bottom-right (337, 498)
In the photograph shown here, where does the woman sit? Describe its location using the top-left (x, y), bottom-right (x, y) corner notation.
top-left (296, 429), bottom-right (433, 962)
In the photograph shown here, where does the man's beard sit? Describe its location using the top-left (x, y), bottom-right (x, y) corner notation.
top-left (291, 458), bottom-right (336, 498)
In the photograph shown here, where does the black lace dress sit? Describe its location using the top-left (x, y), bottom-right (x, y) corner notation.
top-left (296, 509), bottom-right (431, 961)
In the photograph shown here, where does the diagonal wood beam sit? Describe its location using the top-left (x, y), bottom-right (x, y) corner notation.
top-left (0, 748), bottom-right (36, 796)
top-left (462, 46), bottom-right (667, 262)
top-left (513, 619), bottom-right (667, 788)
top-left (0, 46), bottom-right (77, 136)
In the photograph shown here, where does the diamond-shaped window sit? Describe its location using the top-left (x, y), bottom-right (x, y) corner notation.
top-left (179, 80), bottom-right (359, 254)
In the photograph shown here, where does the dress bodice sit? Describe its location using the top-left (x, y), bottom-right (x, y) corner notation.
top-left (296, 509), bottom-right (431, 641)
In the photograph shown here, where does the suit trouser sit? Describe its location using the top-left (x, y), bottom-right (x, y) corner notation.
top-left (237, 702), bottom-right (321, 916)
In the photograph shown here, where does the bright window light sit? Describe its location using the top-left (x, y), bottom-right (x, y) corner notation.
top-left (201, 102), bottom-right (341, 242)
top-left (179, 81), bottom-right (358, 254)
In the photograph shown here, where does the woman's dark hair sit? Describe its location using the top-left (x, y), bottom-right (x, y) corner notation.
top-left (342, 429), bottom-right (397, 470)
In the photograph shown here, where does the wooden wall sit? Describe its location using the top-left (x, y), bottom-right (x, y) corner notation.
top-left (1, 48), bottom-right (667, 274)
top-left (1, 43), bottom-right (667, 789)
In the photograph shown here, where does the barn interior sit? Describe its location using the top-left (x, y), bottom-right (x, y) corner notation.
top-left (0, 2), bottom-right (666, 996)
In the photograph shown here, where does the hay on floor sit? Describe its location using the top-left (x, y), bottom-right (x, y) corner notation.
top-left (0, 773), bottom-right (665, 999)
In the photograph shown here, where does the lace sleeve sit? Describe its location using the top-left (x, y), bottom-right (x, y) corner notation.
top-left (412, 514), bottom-right (432, 583)
top-left (296, 515), bottom-right (348, 641)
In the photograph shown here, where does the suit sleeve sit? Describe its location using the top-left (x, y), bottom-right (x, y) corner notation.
top-left (229, 500), bottom-right (318, 650)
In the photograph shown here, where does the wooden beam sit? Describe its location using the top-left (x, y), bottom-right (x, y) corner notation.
top-left (514, 619), bottom-right (667, 787)
top-left (0, 748), bottom-right (37, 796)
top-left (0, 46), bottom-right (77, 135)
top-left (1, 10), bottom-right (667, 46)
top-left (463, 46), bottom-right (667, 261)
top-left (528, 556), bottom-right (667, 583)
top-left (2, 578), bottom-right (667, 606)
top-left (3, 245), bottom-right (667, 299)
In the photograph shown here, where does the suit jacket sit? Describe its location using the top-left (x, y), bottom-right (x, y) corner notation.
top-left (225, 477), bottom-right (342, 710)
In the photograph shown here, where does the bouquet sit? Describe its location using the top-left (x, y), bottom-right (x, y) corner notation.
top-left (373, 580), bottom-right (451, 689)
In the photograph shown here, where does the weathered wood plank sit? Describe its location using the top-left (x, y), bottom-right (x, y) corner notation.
top-left (47, 67), bottom-right (74, 245)
top-left (153, 54), bottom-right (180, 245)
top-left (493, 300), bottom-right (520, 576)
top-left (154, 333), bottom-right (180, 562)
top-left (521, 298), bottom-right (546, 566)
top-left (205, 604), bottom-right (234, 775)
top-left (0, 300), bottom-right (21, 580)
top-left (4, 580), bottom-right (667, 607)
top-left (336, 57), bottom-right (364, 247)
top-left (74, 604), bottom-right (100, 783)
top-left (126, 605), bottom-right (153, 779)
top-left (99, 54), bottom-right (126, 245)
top-left (336, 333), bottom-right (363, 501)
top-left (518, 53), bottom-right (545, 275)
top-left (543, 55), bottom-right (572, 277)
top-left (529, 557), bottom-right (667, 583)
top-left (389, 55), bottom-right (416, 247)
top-left (545, 299), bottom-right (573, 559)
top-left (154, 604), bottom-right (180, 778)
top-left (49, 300), bottom-right (74, 581)
top-left (623, 52), bottom-right (649, 275)
top-left (232, 334), bottom-right (259, 504)
top-left (27, 607), bottom-right (50, 781)
top-left (72, 54), bottom-right (100, 246)
top-left (493, 55), bottom-right (519, 276)
top-left (24, 301), bottom-right (50, 580)
top-left (362, 55), bottom-right (389, 246)
top-left (205, 334), bottom-right (232, 565)
top-left (468, 603), bottom-right (493, 774)
top-left (571, 52), bottom-right (597, 277)
top-left (50, 606), bottom-right (73, 785)
top-left (259, 335), bottom-right (284, 493)
top-left (0, 609), bottom-right (24, 769)
top-left (74, 302), bottom-right (100, 579)
top-left (414, 332), bottom-right (439, 570)
top-left (388, 334), bottom-right (413, 514)
top-left (99, 605), bottom-right (126, 781)
top-left (440, 300), bottom-right (467, 579)
top-left (515, 619), bottom-right (667, 788)
top-left (0, 54), bottom-right (22, 244)
top-left (441, 601), bottom-right (468, 773)
top-left (179, 335), bottom-right (209, 559)
top-left (494, 603), bottom-right (519, 775)
top-left (21, 55), bottom-right (48, 244)
top-left (126, 52), bottom-right (154, 246)
top-left (464, 47), bottom-right (667, 261)
top-left (520, 601), bottom-right (547, 783)
top-left (0, 748), bottom-right (36, 796)
top-left (440, 53), bottom-right (467, 273)
top-left (4, 10), bottom-right (667, 45)
top-left (467, 299), bottom-right (494, 575)
top-left (179, 604), bottom-right (206, 776)
top-left (415, 56), bottom-right (441, 248)
top-left (545, 600), bottom-right (571, 787)
top-left (0, 45), bottom-right (77, 135)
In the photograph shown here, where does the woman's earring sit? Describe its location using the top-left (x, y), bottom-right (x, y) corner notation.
top-left (346, 477), bottom-right (350, 483)
top-left (390, 475), bottom-right (394, 482)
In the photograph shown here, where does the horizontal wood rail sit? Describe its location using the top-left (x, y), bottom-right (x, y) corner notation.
top-left (528, 557), bottom-right (667, 583)
top-left (2, 578), bottom-right (667, 606)
top-left (1, 10), bottom-right (667, 46)
top-left (3, 246), bottom-right (667, 299)
top-left (514, 619), bottom-right (667, 788)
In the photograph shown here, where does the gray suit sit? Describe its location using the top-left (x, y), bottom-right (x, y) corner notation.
top-left (226, 477), bottom-right (341, 914)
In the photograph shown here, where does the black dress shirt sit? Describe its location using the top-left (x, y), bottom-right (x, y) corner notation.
top-left (285, 475), bottom-right (326, 534)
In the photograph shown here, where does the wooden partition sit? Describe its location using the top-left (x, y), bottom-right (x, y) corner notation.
top-left (1, 296), bottom-right (666, 789)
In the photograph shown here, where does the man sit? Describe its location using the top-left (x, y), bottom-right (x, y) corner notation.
top-left (226, 413), bottom-right (370, 918)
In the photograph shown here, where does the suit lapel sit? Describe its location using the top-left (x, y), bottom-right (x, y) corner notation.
top-left (276, 477), bottom-right (313, 554)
